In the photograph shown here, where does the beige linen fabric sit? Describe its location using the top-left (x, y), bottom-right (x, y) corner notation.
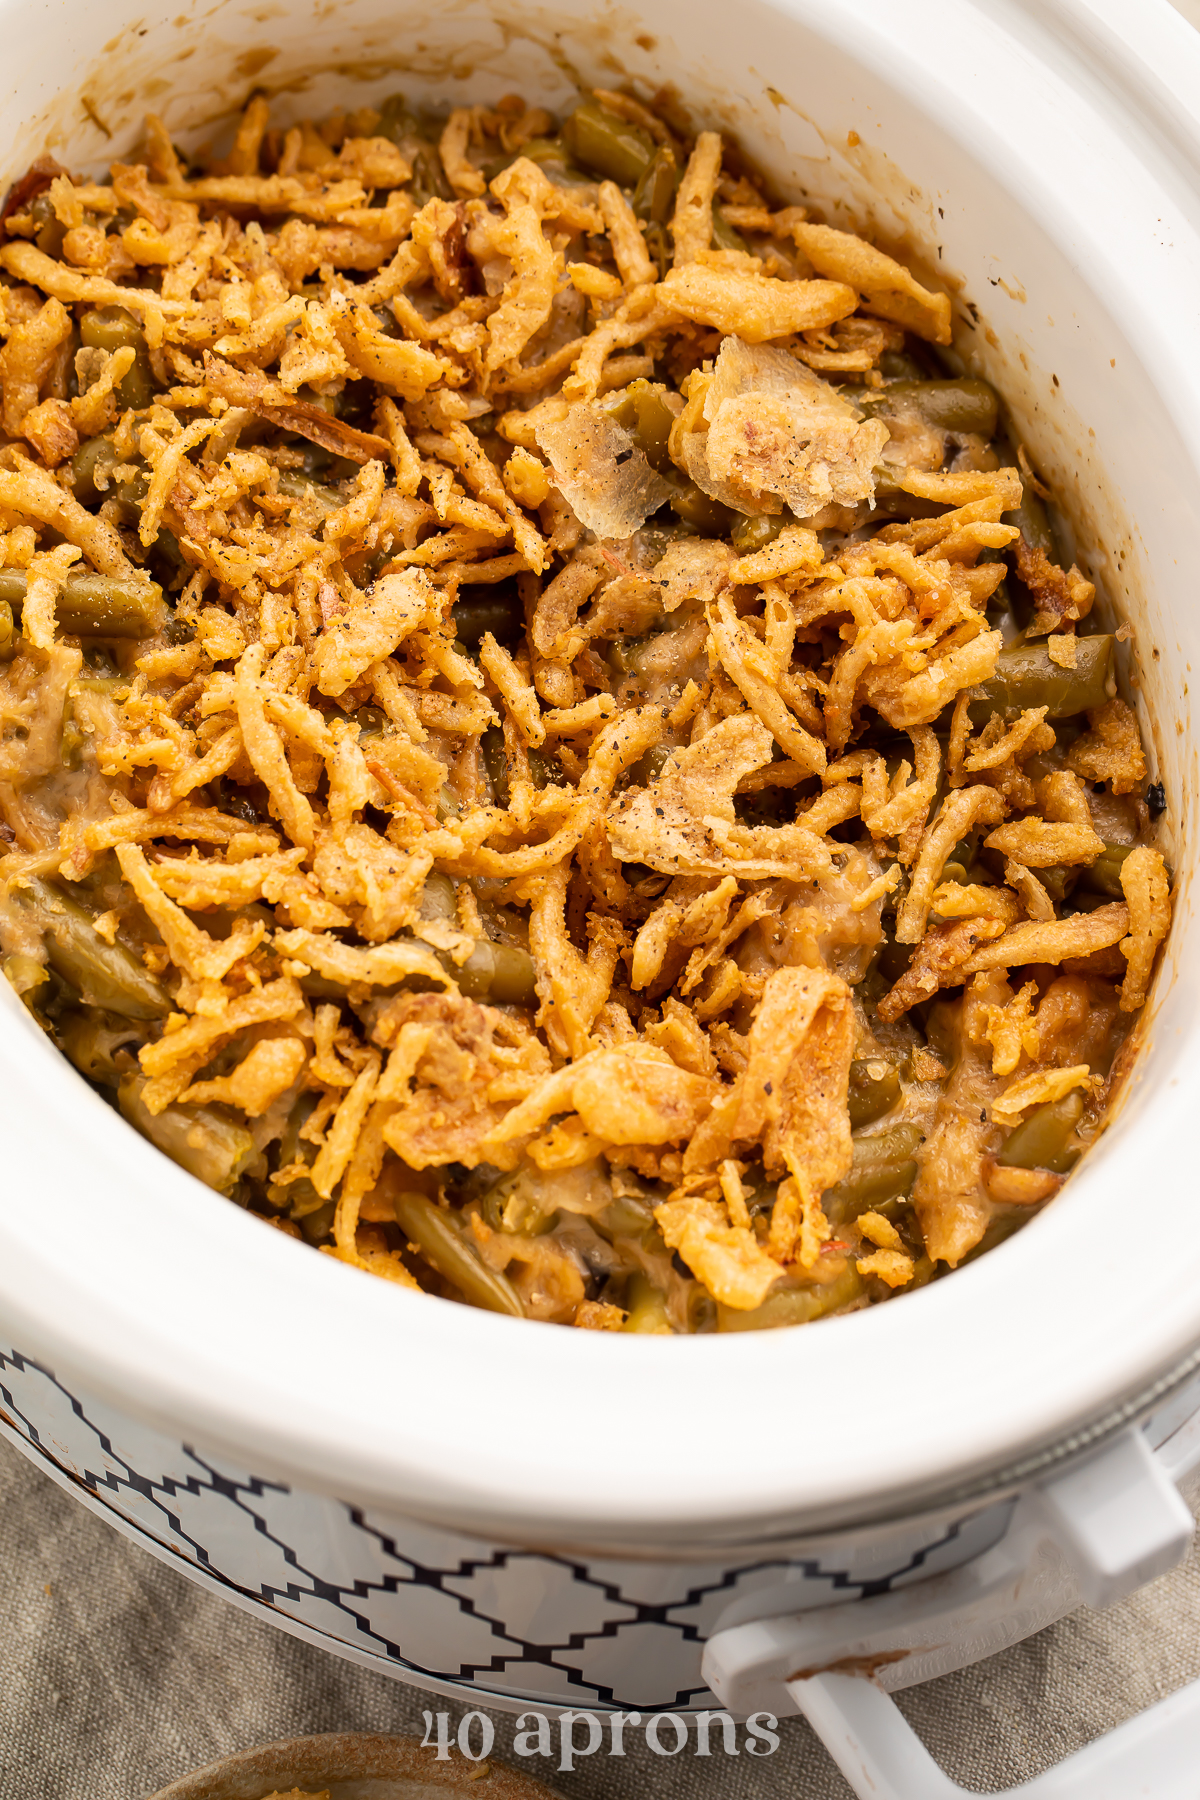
top-left (2, 1434), bottom-right (1200, 1799)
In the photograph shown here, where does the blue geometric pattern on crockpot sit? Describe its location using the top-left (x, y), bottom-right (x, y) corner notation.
top-left (0, 1345), bottom-right (1009, 1710)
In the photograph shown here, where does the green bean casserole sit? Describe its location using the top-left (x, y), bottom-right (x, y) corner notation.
top-left (0, 88), bottom-right (1173, 1331)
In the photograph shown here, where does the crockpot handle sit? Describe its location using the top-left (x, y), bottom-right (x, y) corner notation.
top-left (787, 1663), bottom-right (1200, 1800)
top-left (702, 1422), bottom-right (1200, 1799)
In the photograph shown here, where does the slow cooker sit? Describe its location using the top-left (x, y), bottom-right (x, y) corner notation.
top-left (3, 1), bottom-right (1200, 1793)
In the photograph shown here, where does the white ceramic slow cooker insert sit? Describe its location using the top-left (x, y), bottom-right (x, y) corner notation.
top-left (0, 0), bottom-right (1197, 1584)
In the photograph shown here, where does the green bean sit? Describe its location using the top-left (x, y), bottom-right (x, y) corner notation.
top-left (663, 471), bottom-right (735, 533)
top-left (298, 1198), bottom-right (337, 1242)
top-left (30, 191), bottom-right (67, 259)
top-left (300, 388), bottom-right (335, 420)
top-left (267, 1092), bottom-right (324, 1219)
top-left (276, 1089), bottom-right (318, 1169)
top-left (81, 306), bottom-right (143, 354)
top-left (118, 1073), bottom-right (260, 1194)
top-left (880, 351), bottom-right (927, 381)
top-left (823, 1123), bottom-right (923, 1225)
top-left (1001, 484), bottom-right (1062, 631)
top-left (856, 1122), bottom-right (923, 1161)
top-left (1068, 888), bottom-right (1119, 915)
top-left (643, 220), bottom-right (670, 280)
top-left (436, 783), bottom-right (461, 822)
top-left (1079, 842), bottom-right (1133, 898)
top-left (123, 469), bottom-right (151, 508)
top-left (481, 724), bottom-right (510, 807)
top-left (869, 471), bottom-right (946, 521)
top-left (602, 378), bottom-right (676, 472)
top-left (968, 634), bottom-right (1113, 725)
top-left (122, 351), bottom-right (155, 410)
top-left (600, 388), bottom-right (637, 431)
top-left (632, 144), bottom-right (679, 223)
top-left (411, 145), bottom-right (455, 205)
top-left (848, 1058), bottom-right (902, 1129)
top-left (375, 93), bottom-right (419, 144)
top-left (452, 586), bottom-right (524, 644)
top-left (60, 572), bottom-right (162, 638)
top-left (960, 1209), bottom-right (1033, 1265)
top-left (600, 1193), bottom-right (656, 1238)
top-left (1037, 864), bottom-right (1077, 905)
top-left (862, 377), bottom-right (999, 438)
top-left (986, 574), bottom-right (1015, 616)
top-left (996, 1091), bottom-right (1084, 1173)
top-left (689, 1286), bottom-right (718, 1333)
top-left (218, 902), bottom-right (276, 944)
top-left (824, 1161), bottom-right (918, 1224)
top-left (151, 527), bottom-right (184, 575)
top-left (497, 137), bottom-right (584, 182)
top-left (731, 512), bottom-right (787, 556)
top-left (499, 1184), bottom-right (558, 1236)
top-left (624, 866), bottom-right (671, 906)
top-left (622, 1271), bottom-right (673, 1333)
top-left (717, 1264), bottom-right (863, 1332)
top-left (80, 307), bottom-right (153, 408)
top-left (872, 934), bottom-right (915, 993)
top-left (419, 869), bottom-right (458, 923)
top-left (276, 471), bottom-right (343, 513)
top-left (1, 569), bottom-right (31, 617)
top-left (630, 742), bottom-right (674, 786)
top-left (71, 435), bottom-right (119, 503)
top-left (2, 954), bottom-right (48, 1001)
top-left (949, 829), bottom-right (981, 872)
top-left (1004, 483), bottom-right (1057, 559)
top-left (67, 436), bottom-right (149, 508)
top-left (0, 599), bottom-right (14, 662)
top-left (562, 100), bottom-right (656, 187)
top-left (456, 938), bottom-right (539, 1007)
top-left (392, 1189), bottom-right (525, 1316)
top-left (0, 566), bottom-right (165, 639)
top-left (14, 878), bottom-right (168, 1018)
top-left (164, 614), bottom-right (195, 649)
top-left (629, 381), bottom-right (676, 472)
top-left (612, 629), bottom-right (668, 683)
top-left (272, 1137), bottom-right (323, 1214)
top-left (285, 1177), bottom-right (328, 1219)
top-left (353, 704), bottom-right (388, 740)
top-left (527, 746), bottom-right (562, 790)
top-left (477, 1171), bottom-right (518, 1232)
top-left (511, 137), bottom-right (565, 166)
top-left (711, 204), bottom-right (748, 253)
top-left (58, 1010), bottom-right (146, 1086)
top-left (984, 575), bottom-right (1026, 644)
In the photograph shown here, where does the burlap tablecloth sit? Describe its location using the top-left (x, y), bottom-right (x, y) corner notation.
top-left (3, 1432), bottom-right (1199, 1799)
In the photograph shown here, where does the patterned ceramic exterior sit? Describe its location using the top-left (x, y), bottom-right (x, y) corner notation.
top-left (0, 1344), bottom-right (1013, 1712)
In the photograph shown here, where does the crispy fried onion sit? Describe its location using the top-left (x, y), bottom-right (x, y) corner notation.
top-left (607, 715), bottom-right (834, 879)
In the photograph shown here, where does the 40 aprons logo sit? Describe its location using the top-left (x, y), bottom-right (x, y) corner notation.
top-left (421, 1707), bottom-right (780, 1771)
